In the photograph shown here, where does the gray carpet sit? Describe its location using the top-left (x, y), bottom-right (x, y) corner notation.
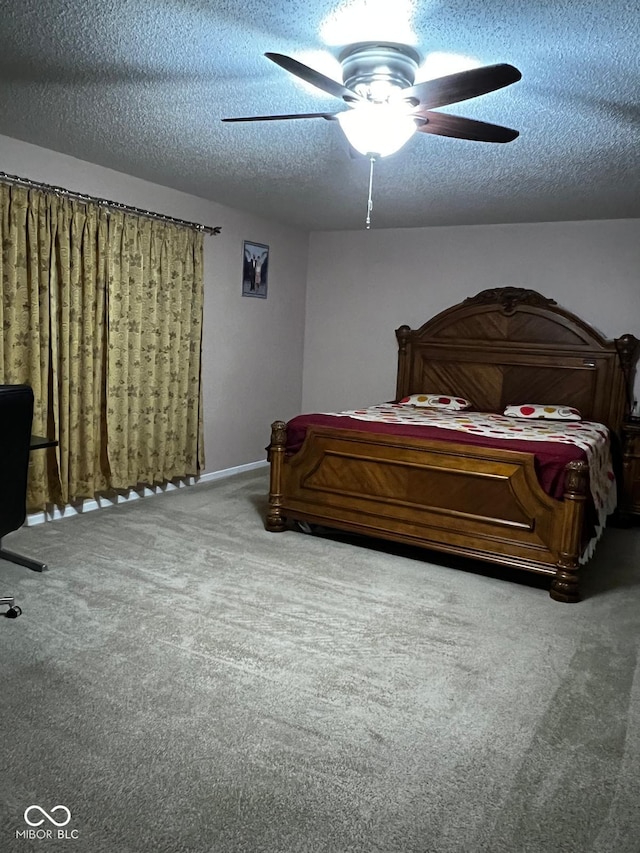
top-left (1, 469), bottom-right (640, 853)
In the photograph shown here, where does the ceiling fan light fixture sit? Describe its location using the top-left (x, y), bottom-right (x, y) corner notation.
top-left (355, 78), bottom-right (398, 102)
top-left (337, 102), bottom-right (417, 157)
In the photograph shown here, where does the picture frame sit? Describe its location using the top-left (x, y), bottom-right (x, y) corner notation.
top-left (242, 240), bottom-right (269, 299)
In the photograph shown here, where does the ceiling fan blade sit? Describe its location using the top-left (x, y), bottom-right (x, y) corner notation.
top-left (265, 52), bottom-right (360, 103)
top-left (222, 112), bottom-right (338, 123)
top-left (414, 111), bottom-right (519, 143)
top-left (401, 64), bottom-right (522, 109)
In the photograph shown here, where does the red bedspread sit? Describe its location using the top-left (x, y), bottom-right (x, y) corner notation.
top-left (285, 412), bottom-right (588, 500)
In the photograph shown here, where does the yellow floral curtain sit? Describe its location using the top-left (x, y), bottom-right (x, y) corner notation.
top-left (0, 183), bottom-right (204, 511)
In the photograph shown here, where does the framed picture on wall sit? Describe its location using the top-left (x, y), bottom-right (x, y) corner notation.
top-left (242, 240), bottom-right (269, 299)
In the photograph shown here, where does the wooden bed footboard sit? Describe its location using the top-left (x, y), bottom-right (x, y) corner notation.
top-left (267, 421), bottom-right (589, 603)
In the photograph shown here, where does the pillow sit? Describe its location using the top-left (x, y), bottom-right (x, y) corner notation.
top-left (398, 394), bottom-right (472, 411)
top-left (503, 404), bottom-right (582, 421)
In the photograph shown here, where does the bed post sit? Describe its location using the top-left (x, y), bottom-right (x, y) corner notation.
top-left (550, 460), bottom-right (589, 603)
top-left (266, 420), bottom-right (287, 532)
top-left (395, 325), bottom-right (412, 399)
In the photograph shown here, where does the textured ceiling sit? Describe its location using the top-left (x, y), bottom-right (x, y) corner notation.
top-left (0, 0), bottom-right (638, 231)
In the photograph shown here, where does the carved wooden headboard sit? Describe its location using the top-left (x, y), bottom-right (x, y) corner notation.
top-left (395, 287), bottom-right (639, 434)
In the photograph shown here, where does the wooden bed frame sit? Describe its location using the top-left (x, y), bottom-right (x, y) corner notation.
top-left (267, 288), bottom-right (639, 602)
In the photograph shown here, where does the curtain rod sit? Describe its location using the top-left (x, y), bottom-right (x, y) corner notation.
top-left (0, 171), bottom-right (221, 235)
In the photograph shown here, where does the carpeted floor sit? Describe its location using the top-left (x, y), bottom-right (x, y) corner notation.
top-left (1, 469), bottom-right (640, 853)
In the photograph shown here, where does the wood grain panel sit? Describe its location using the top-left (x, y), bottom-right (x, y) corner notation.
top-left (501, 364), bottom-right (598, 411)
top-left (302, 450), bottom-right (534, 529)
top-left (417, 362), bottom-right (503, 411)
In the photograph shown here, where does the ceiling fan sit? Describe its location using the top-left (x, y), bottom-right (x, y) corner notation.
top-left (222, 42), bottom-right (522, 157)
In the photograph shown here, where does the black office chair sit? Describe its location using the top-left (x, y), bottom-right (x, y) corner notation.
top-left (0, 384), bottom-right (35, 618)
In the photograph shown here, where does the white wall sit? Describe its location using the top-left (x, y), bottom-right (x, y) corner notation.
top-left (0, 134), bottom-right (309, 473)
top-left (303, 221), bottom-right (640, 413)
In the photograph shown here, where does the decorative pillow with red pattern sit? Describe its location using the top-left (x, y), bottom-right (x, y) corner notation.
top-left (398, 394), bottom-right (472, 411)
top-left (503, 404), bottom-right (582, 421)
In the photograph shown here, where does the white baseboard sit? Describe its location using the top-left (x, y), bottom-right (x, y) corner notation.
top-left (26, 459), bottom-right (269, 527)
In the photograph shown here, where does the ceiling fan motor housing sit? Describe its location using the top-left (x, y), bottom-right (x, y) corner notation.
top-left (339, 42), bottom-right (421, 100)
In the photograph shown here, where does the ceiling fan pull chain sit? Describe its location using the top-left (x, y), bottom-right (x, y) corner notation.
top-left (365, 155), bottom-right (376, 229)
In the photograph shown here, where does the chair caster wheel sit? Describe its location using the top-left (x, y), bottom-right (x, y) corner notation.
top-left (5, 605), bottom-right (22, 618)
